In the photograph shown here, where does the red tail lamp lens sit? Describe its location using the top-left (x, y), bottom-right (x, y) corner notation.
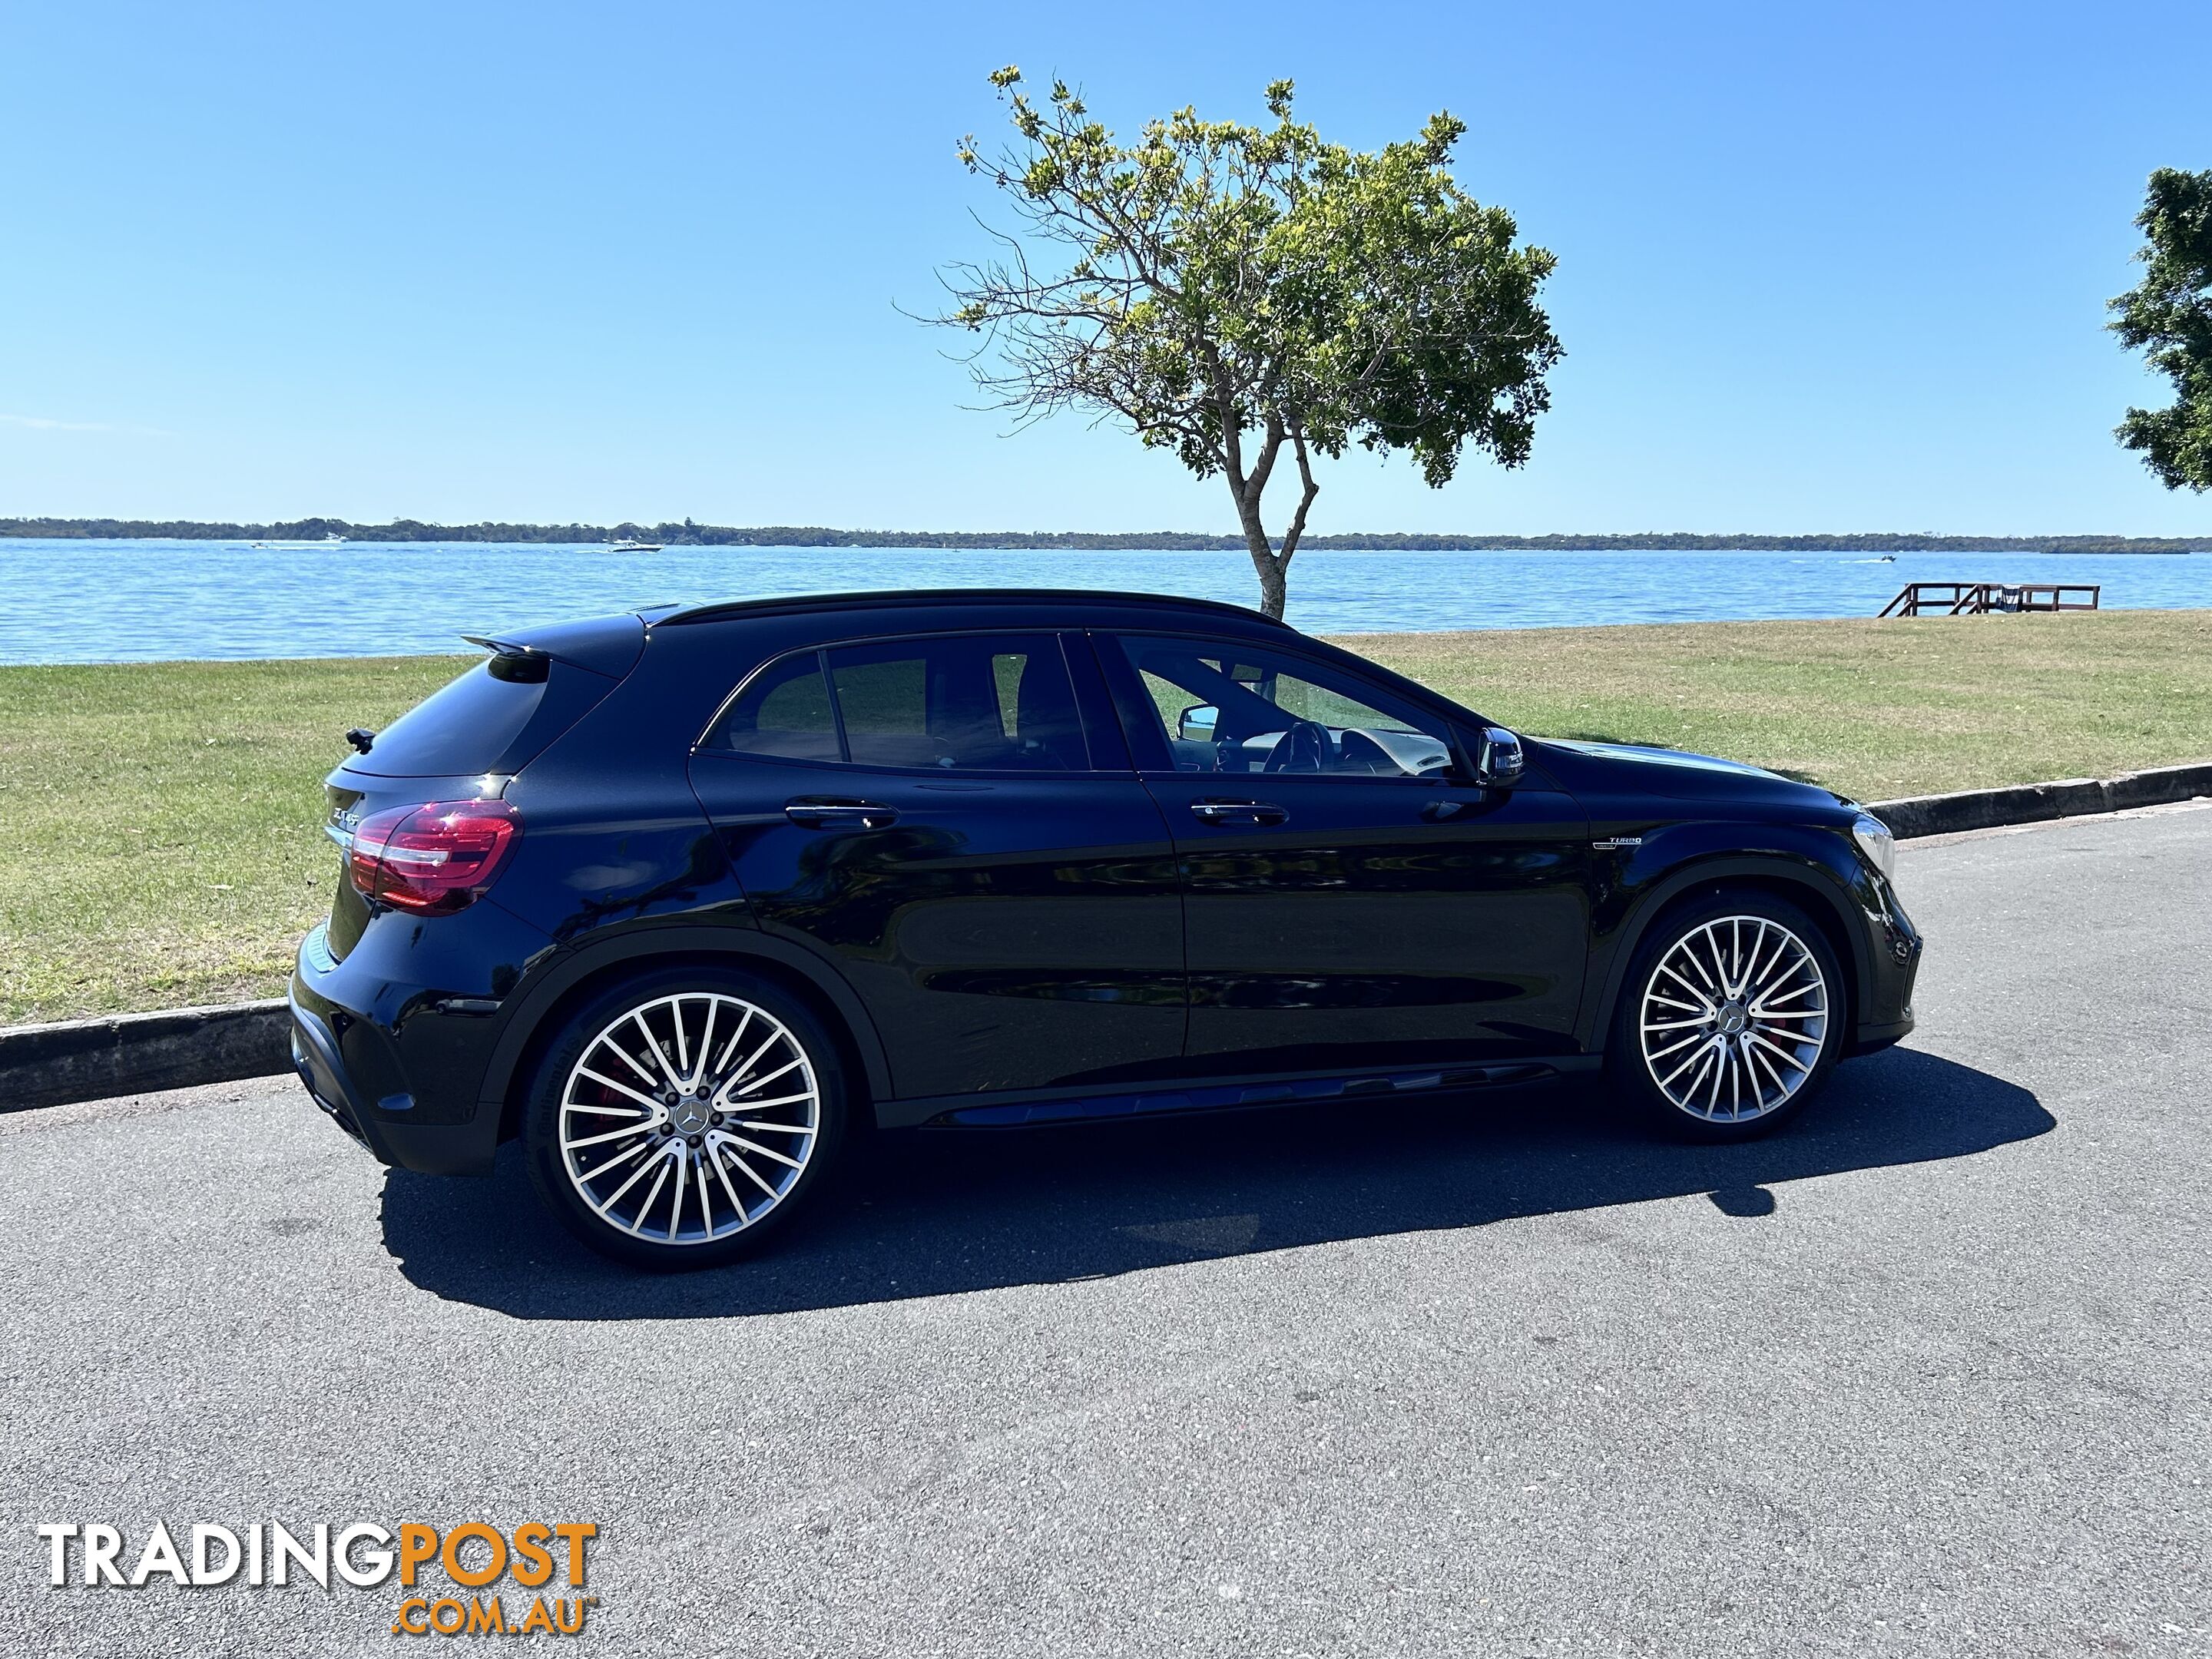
top-left (348, 800), bottom-right (522, 914)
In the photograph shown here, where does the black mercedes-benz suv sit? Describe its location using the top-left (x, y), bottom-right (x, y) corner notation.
top-left (290, 589), bottom-right (1921, 1269)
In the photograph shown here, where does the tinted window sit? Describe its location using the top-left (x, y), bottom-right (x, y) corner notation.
top-left (346, 657), bottom-right (614, 778)
top-left (1114, 635), bottom-right (1454, 778)
top-left (830, 634), bottom-right (1088, 770)
top-left (710, 652), bottom-right (841, 762)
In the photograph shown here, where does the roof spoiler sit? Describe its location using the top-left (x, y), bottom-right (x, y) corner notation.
top-left (455, 614), bottom-right (646, 680)
top-left (461, 634), bottom-right (553, 684)
top-left (461, 633), bottom-right (549, 661)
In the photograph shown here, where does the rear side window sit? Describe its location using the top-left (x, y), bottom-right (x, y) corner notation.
top-left (710, 652), bottom-right (842, 763)
top-left (347, 656), bottom-right (615, 778)
top-left (707, 634), bottom-right (1091, 771)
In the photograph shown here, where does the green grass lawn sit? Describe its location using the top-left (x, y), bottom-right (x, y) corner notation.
top-left (1349, 609), bottom-right (2212, 802)
top-left (0, 655), bottom-right (467, 1025)
top-left (4, 608), bottom-right (2208, 1026)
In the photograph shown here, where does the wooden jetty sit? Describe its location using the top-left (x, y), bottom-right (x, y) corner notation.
top-left (1879, 582), bottom-right (2101, 617)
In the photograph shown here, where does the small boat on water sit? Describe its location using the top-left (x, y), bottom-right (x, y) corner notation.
top-left (610, 540), bottom-right (662, 553)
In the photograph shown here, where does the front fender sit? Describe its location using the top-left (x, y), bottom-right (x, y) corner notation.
top-left (1574, 823), bottom-right (1897, 1053)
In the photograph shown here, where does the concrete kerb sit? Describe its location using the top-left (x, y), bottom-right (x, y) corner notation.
top-left (1868, 761), bottom-right (2212, 840)
top-left (0, 998), bottom-right (290, 1114)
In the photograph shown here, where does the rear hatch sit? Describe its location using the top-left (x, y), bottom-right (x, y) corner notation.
top-left (319, 615), bottom-right (643, 959)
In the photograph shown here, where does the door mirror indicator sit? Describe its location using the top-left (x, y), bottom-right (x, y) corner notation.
top-left (1474, 728), bottom-right (1525, 789)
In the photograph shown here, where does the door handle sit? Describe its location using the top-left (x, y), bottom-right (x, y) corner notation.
top-left (784, 797), bottom-right (899, 830)
top-left (1190, 799), bottom-right (1287, 826)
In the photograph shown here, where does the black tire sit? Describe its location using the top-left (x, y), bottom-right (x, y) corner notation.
top-left (1609, 890), bottom-right (1846, 1141)
top-left (522, 965), bottom-right (849, 1270)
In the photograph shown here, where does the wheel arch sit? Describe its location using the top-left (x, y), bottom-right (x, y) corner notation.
top-left (1586, 856), bottom-right (1869, 1052)
top-left (482, 927), bottom-right (894, 1144)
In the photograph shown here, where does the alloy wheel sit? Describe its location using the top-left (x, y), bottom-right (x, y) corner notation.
top-left (558, 992), bottom-right (821, 1244)
top-left (1637, 915), bottom-right (1830, 1122)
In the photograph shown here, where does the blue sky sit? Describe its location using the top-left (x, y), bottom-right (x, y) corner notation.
top-left (2, 1), bottom-right (2207, 535)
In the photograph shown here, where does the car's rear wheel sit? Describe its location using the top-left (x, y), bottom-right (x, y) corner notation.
top-left (1611, 892), bottom-right (1844, 1141)
top-left (522, 967), bottom-right (846, 1269)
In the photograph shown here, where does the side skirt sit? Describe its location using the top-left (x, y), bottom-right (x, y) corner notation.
top-left (880, 1056), bottom-right (1601, 1131)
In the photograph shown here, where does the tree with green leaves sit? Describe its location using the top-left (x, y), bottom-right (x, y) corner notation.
top-left (935, 70), bottom-right (1562, 619)
top-left (2111, 167), bottom-right (2212, 493)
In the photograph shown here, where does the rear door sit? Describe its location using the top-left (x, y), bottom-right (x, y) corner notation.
top-left (687, 631), bottom-right (1187, 1101)
top-left (1098, 631), bottom-right (1594, 1075)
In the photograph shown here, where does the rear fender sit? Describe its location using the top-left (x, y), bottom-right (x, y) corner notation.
top-left (476, 924), bottom-right (894, 1134)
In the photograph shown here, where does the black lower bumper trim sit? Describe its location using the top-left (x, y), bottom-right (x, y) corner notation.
top-left (1849, 1014), bottom-right (1916, 1057)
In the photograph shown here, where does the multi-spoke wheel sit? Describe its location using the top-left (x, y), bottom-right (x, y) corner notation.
top-left (523, 969), bottom-right (846, 1268)
top-left (1612, 893), bottom-right (1843, 1139)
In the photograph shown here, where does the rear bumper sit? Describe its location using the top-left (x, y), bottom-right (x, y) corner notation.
top-left (287, 921), bottom-right (518, 1176)
top-left (286, 995), bottom-right (376, 1152)
top-left (287, 987), bottom-right (504, 1174)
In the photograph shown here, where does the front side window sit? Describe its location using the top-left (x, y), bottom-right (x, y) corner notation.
top-left (1112, 635), bottom-right (1455, 778)
top-left (708, 634), bottom-right (1091, 771)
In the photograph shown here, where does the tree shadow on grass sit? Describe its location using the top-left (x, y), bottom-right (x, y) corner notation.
top-left (380, 1045), bottom-right (2049, 1320)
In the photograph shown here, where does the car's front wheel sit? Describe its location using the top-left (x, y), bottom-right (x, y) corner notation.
top-left (522, 967), bottom-right (847, 1269)
top-left (1611, 892), bottom-right (1844, 1140)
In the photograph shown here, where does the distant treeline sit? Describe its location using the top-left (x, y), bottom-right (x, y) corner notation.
top-left (2, 517), bottom-right (2204, 554)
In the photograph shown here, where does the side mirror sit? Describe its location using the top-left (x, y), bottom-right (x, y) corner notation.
top-left (1473, 727), bottom-right (1525, 788)
top-left (1177, 704), bottom-right (1220, 741)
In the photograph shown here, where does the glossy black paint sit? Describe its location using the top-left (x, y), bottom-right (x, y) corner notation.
top-left (690, 747), bottom-right (1188, 1096)
top-left (288, 589), bottom-right (1922, 1177)
top-left (1164, 772), bottom-right (1594, 1065)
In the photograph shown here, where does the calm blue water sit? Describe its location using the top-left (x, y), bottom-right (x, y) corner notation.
top-left (0, 538), bottom-right (2204, 664)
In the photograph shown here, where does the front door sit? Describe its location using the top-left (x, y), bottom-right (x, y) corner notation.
top-left (1098, 631), bottom-right (1593, 1076)
top-left (687, 631), bottom-right (1187, 1100)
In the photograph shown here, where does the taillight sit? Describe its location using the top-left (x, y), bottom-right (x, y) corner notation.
top-left (348, 800), bottom-right (522, 914)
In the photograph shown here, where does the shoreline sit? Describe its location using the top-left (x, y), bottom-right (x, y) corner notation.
top-left (5, 525), bottom-right (2207, 555)
top-left (5, 604), bottom-right (2211, 673)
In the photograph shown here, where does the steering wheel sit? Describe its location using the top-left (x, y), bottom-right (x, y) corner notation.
top-left (1263, 720), bottom-right (1332, 773)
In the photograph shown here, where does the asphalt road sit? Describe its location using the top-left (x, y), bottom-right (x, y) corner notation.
top-left (4, 805), bottom-right (2209, 1657)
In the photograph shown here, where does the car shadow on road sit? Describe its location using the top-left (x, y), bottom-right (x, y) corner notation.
top-left (379, 1045), bottom-right (2051, 1320)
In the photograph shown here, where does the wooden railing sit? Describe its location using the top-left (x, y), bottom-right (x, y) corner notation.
top-left (1879, 582), bottom-right (2101, 618)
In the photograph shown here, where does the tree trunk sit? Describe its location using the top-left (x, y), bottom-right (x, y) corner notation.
top-left (1251, 547), bottom-right (1288, 619)
top-left (1225, 436), bottom-right (1317, 623)
top-left (1217, 406), bottom-right (1314, 622)
top-left (1230, 480), bottom-right (1289, 621)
